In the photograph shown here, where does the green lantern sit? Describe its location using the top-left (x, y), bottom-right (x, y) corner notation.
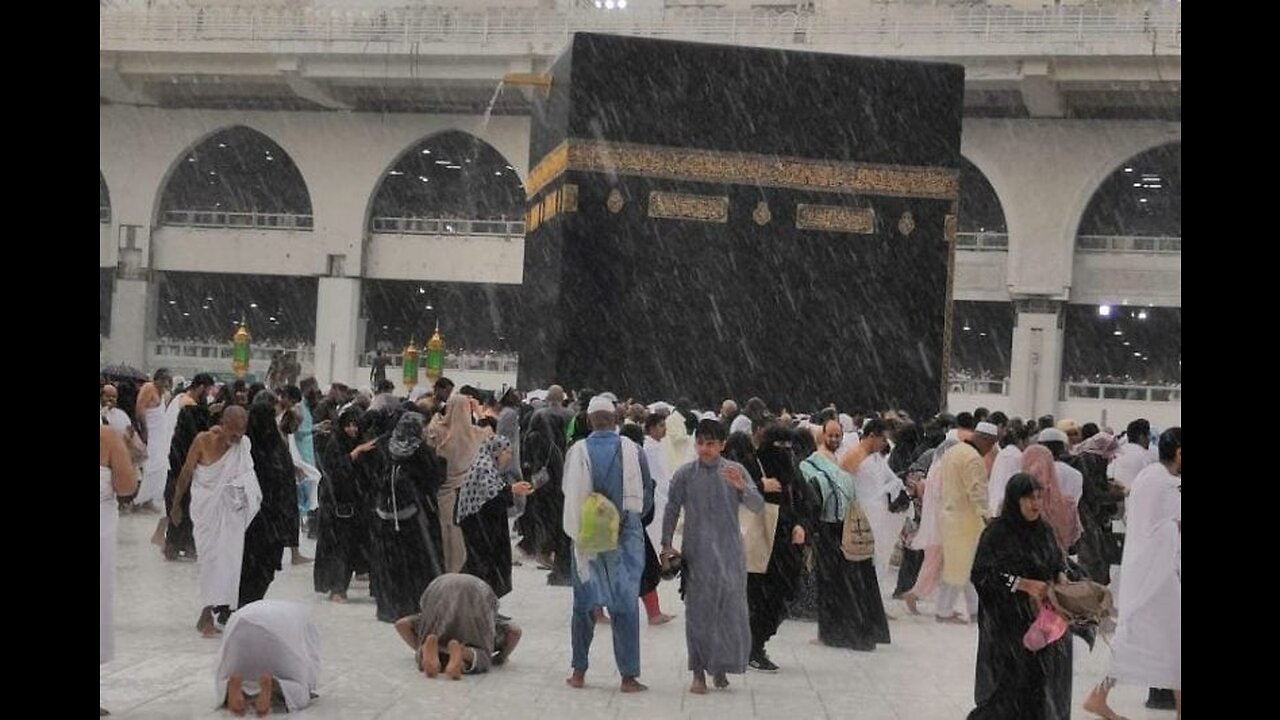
top-left (426, 321), bottom-right (445, 383)
top-left (403, 338), bottom-right (420, 391)
top-left (232, 319), bottom-right (251, 379)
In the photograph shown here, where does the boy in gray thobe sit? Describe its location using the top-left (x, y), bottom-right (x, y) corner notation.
top-left (662, 419), bottom-right (764, 694)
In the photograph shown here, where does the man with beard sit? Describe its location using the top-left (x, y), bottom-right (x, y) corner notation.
top-left (161, 373), bottom-right (216, 560)
top-left (169, 405), bottom-right (262, 637)
top-left (746, 424), bottom-right (814, 672)
top-left (564, 396), bottom-right (653, 693)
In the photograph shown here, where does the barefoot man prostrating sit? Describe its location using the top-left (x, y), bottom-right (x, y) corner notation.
top-left (170, 405), bottom-right (262, 637)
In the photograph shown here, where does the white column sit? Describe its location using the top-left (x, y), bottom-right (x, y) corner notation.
top-left (1007, 300), bottom-right (1064, 421)
top-left (108, 277), bottom-right (151, 370)
top-left (314, 277), bottom-right (361, 388)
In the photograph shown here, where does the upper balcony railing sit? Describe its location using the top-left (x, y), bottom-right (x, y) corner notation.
top-left (100, 5), bottom-right (1182, 57)
top-left (1063, 381), bottom-right (1181, 402)
top-left (161, 210), bottom-right (315, 231)
top-left (370, 217), bottom-right (525, 238)
top-left (151, 339), bottom-right (317, 367)
top-left (1076, 235), bottom-right (1181, 254)
top-left (955, 231), bottom-right (1008, 251)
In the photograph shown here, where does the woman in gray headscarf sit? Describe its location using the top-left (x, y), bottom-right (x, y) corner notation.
top-left (360, 411), bottom-right (444, 622)
top-left (434, 395), bottom-right (486, 573)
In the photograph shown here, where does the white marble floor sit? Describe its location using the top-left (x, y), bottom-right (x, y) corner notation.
top-left (101, 512), bottom-right (1171, 719)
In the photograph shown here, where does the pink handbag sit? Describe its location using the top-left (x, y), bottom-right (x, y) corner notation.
top-left (1022, 601), bottom-right (1068, 652)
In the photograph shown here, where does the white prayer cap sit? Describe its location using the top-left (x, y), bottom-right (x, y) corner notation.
top-left (587, 395), bottom-right (616, 415)
top-left (700, 411), bottom-right (719, 421)
top-left (598, 391), bottom-right (619, 403)
top-left (647, 401), bottom-right (674, 413)
top-left (838, 413), bottom-right (855, 434)
top-left (1038, 428), bottom-right (1070, 444)
top-left (975, 421), bottom-right (999, 437)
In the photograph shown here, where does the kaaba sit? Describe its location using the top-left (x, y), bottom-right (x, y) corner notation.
top-left (517, 33), bottom-right (964, 417)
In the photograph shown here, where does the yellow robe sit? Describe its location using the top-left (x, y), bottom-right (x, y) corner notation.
top-left (938, 441), bottom-right (989, 586)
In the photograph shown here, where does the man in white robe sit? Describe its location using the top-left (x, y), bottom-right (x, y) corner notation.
top-left (170, 406), bottom-right (262, 637)
top-left (136, 369), bottom-right (175, 509)
top-left (839, 419), bottom-right (907, 585)
top-left (1084, 427), bottom-right (1181, 720)
top-left (216, 600), bottom-right (321, 715)
top-left (1109, 418), bottom-right (1155, 491)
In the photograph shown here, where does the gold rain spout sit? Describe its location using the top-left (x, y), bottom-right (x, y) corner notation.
top-left (502, 72), bottom-right (552, 98)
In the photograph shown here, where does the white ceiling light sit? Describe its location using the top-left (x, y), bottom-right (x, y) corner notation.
top-left (1123, 167), bottom-right (1134, 173)
top-left (389, 170), bottom-right (405, 176)
top-left (1138, 310), bottom-right (1148, 320)
top-left (619, 0), bottom-right (628, 7)
top-left (1113, 330), bottom-right (1122, 336)
top-left (421, 149), bottom-right (431, 155)
top-left (1098, 305), bottom-right (1111, 317)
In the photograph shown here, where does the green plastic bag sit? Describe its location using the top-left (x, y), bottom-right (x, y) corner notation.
top-left (577, 492), bottom-right (621, 554)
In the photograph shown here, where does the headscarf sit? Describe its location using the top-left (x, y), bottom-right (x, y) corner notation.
top-left (1021, 444), bottom-right (1080, 552)
top-left (456, 434), bottom-right (512, 522)
top-left (1073, 431), bottom-right (1119, 460)
top-left (437, 393), bottom-right (486, 476)
top-left (334, 405), bottom-right (364, 452)
top-left (389, 412), bottom-right (425, 461)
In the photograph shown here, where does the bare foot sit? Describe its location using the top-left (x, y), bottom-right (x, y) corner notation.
top-left (593, 608), bottom-right (610, 624)
top-left (566, 670), bottom-right (586, 689)
top-left (254, 673), bottom-right (273, 717)
top-left (328, 592), bottom-right (347, 603)
top-left (689, 673), bottom-right (709, 695)
top-left (226, 673), bottom-right (247, 716)
top-left (355, 573), bottom-right (370, 583)
top-left (198, 608), bottom-right (218, 638)
top-left (1083, 686), bottom-right (1127, 720)
top-left (150, 519), bottom-right (167, 547)
top-left (445, 639), bottom-right (465, 680)
top-left (648, 613), bottom-right (676, 626)
top-left (713, 673), bottom-right (729, 689)
top-left (291, 552), bottom-right (313, 565)
top-left (809, 638), bottom-right (826, 646)
top-left (620, 676), bottom-right (648, 693)
top-left (421, 634), bottom-right (441, 678)
top-left (903, 592), bottom-right (920, 615)
top-left (493, 625), bottom-right (522, 666)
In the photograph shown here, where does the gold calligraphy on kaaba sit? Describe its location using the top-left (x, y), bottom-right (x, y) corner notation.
top-left (527, 143), bottom-right (568, 199)
top-left (526, 139), bottom-right (958, 200)
top-left (795, 204), bottom-right (876, 234)
top-left (647, 191), bottom-right (729, 224)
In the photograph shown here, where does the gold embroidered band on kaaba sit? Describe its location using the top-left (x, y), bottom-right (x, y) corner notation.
top-left (526, 139), bottom-right (958, 201)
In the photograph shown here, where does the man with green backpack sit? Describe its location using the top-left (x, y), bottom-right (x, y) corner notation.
top-left (561, 395), bottom-right (654, 693)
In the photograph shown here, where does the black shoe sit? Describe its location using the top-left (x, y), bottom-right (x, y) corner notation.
top-left (546, 574), bottom-right (572, 587)
top-left (1145, 688), bottom-right (1176, 710)
top-left (748, 654), bottom-right (779, 673)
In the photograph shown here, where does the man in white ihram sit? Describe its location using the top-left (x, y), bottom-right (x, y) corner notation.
top-left (170, 405), bottom-right (262, 638)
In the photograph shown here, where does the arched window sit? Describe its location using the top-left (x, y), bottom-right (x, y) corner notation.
top-left (160, 126), bottom-right (313, 230)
